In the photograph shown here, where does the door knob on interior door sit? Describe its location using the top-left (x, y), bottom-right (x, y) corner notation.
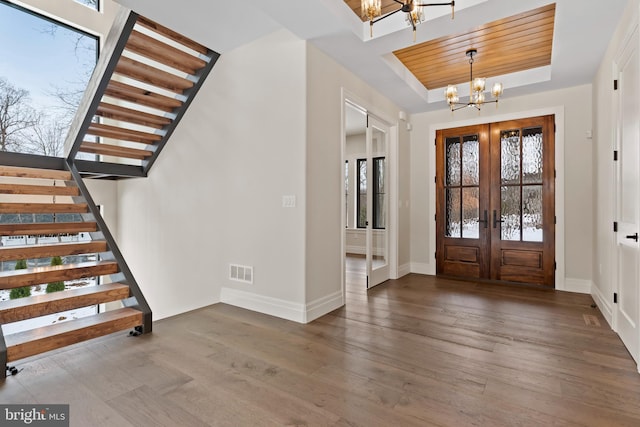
top-left (626, 233), bottom-right (638, 242)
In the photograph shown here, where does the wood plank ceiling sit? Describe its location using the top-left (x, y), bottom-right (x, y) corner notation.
top-left (343, 2), bottom-right (555, 91)
top-left (392, 3), bottom-right (556, 90)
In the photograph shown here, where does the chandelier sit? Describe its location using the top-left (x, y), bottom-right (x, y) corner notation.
top-left (361, 0), bottom-right (455, 40)
top-left (445, 49), bottom-right (504, 112)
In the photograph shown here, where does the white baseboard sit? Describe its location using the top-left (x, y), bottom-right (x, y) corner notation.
top-left (410, 262), bottom-right (434, 275)
top-left (220, 287), bottom-right (305, 323)
top-left (304, 290), bottom-right (344, 323)
top-left (220, 287), bottom-right (344, 324)
top-left (397, 263), bottom-right (411, 278)
top-left (563, 278), bottom-right (593, 294)
top-left (591, 282), bottom-right (613, 328)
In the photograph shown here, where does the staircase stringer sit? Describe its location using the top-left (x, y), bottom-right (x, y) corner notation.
top-left (141, 49), bottom-right (220, 174)
top-left (65, 8), bottom-right (140, 163)
top-left (67, 162), bottom-right (152, 334)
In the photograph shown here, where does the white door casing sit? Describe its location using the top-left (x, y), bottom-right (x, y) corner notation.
top-left (614, 23), bottom-right (640, 366)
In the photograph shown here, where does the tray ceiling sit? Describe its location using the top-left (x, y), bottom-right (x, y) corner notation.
top-left (392, 3), bottom-right (555, 90)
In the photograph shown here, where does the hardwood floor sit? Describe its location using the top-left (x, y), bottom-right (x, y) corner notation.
top-left (2, 266), bottom-right (640, 426)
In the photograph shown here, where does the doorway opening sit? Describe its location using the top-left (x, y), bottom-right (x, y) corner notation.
top-left (343, 99), bottom-right (391, 295)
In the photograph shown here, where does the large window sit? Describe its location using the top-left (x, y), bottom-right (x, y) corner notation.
top-left (0, 0), bottom-right (98, 156)
top-left (74, 0), bottom-right (99, 11)
top-left (356, 157), bottom-right (386, 229)
top-left (357, 159), bottom-right (367, 228)
top-left (345, 160), bottom-right (349, 228)
top-left (373, 157), bottom-right (386, 229)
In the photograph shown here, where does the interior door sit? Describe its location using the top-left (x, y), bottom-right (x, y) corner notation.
top-left (366, 116), bottom-right (390, 288)
top-left (436, 115), bottom-right (555, 287)
top-left (490, 116), bottom-right (555, 286)
top-left (614, 27), bottom-right (640, 364)
top-left (436, 125), bottom-right (490, 279)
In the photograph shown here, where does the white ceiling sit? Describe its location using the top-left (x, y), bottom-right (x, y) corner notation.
top-left (114, 0), bottom-right (629, 114)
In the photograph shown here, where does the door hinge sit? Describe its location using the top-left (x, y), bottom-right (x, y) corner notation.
top-left (554, 261), bottom-right (557, 270)
top-left (554, 216), bottom-right (557, 225)
top-left (614, 150), bottom-right (619, 161)
top-left (434, 176), bottom-right (437, 184)
top-left (614, 79), bottom-right (618, 90)
top-left (434, 214), bottom-right (437, 221)
top-left (435, 138), bottom-right (437, 145)
top-left (435, 252), bottom-right (437, 259)
top-left (614, 221), bottom-right (619, 232)
top-left (614, 292), bottom-right (618, 304)
top-left (554, 169), bottom-right (557, 178)
top-left (554, 122), bottom-right (556, 133)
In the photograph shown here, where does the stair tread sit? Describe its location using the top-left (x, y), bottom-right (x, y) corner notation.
top-left (104, 80), bottom-right (182, 112)
top-left (79, 142), bottom-right (154, 160)
top-left (0, 222), bottom-right (98, 236)
top-left (0, 240), bottom-right (108, 262)
top-left (0, 183), bottom-right (79, 196)
top-left (4, 307), bottom-right (143, 362)
top-left (136, 16), bottom-right (208, 55)
top-left (87, 122), bottom-right (162, 144)
top-left (115, 57), bottom-right (194, 94)
top-left (126, 30), bottom-right (207, 75)
top-left (0, 166), bottom-right (71, 180)
top-left (0, 260), bottom-right (119, 289)
top-left (95, 102), bottom-right (171, 129)
top-left (0, 283), bottom-right (130, 323)
top-left (0, 202), bottom-right (88, 214)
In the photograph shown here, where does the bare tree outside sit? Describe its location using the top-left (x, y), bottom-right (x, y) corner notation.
top-left (26, 114), bottom-right (67, 157)
top-left (0, 78), bottom-right (39, 152)
top-left (0, 0), bottom-right (98, 157)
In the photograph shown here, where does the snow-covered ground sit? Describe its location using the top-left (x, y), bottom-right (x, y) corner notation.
top-left (0, 233), bottom-right (101, 335)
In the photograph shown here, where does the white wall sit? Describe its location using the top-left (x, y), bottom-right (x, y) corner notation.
top-left (117, 29), bottom-right (307, 320)
top-left (410, 84), bottom-right (593, 289)
top-left (592, 0), bottom-right (640, 325)
top-left (10, 0), bottom-right (121, 43)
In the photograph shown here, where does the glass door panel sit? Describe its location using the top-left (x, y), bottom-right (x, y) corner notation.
top-left (367, 119), bottom-right (389, 288)
top-left (490, 117), bottom-right (554, 285)
top-left (436, 125), bottom-right (490, 279)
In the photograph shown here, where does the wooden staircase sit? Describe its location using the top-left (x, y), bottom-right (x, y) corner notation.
top-left (67, 10), bottom-right (219, 178)
top-left (1, 8), bottom-right (218, 376)
top-left (0, 166), bottom-right (150, 367)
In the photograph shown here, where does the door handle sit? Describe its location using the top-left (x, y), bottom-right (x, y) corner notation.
top-left (478, 210), bottom-right (488, 228)
top-left (493, 210), bottom-right (504, 228)
top-left (626, 233), bottom-right (638, 242)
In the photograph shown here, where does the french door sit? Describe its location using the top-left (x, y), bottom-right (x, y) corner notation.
top-left (365, 115), bottom-right (390, 288)
top-left (436, 115), bottom-right (555, 286)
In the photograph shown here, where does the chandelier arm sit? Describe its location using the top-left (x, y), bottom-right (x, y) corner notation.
top-left (415, 2), bottom-right (454, 6)
top-left (371, 7), bottom-right (403, 24)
